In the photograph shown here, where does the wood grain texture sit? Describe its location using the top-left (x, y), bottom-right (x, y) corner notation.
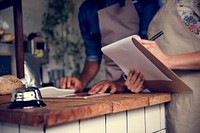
top-left (0, 93), bottom-right (171, 127)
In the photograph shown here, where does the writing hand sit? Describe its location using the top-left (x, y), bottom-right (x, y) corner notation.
top-left (139, 39), bottom-right (170, 68)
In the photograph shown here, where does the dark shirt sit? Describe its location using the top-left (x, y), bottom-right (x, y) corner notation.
top-left (78, 0), bottom-right (163, 63)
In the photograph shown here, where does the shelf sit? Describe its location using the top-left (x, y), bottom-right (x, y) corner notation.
top-left (0, 53), bottom-right (12, 56)
top-left (0, 0), bottom-right (24, 78)
top-left (0, 42), bottom-right (14, 45)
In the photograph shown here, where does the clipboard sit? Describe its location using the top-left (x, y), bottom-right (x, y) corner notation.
top-left (132, 38), bottom-right (192, 93)
top-left (101, 35), bottom-right (192, 93)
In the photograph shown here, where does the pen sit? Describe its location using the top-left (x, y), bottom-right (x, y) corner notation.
top-left (149, 31), bottom-right (164, 41)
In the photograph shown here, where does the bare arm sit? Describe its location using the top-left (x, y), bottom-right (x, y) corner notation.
top-left (140, 39), bottom-right (200, 70)
top-left (79, 61), bottom-right (100, 91)
top-left (59, 61), bottom-right (100, 92)
top-left (167, 52), bottom-right (200, 70)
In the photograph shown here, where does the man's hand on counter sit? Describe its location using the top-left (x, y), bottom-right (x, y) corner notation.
top-left (59, 76), bottom-right (83, 92)
top-left (88, 79), bottom-right (127, 94)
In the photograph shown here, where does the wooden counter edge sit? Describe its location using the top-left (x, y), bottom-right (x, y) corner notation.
top-left (0, 93), bottom-right (172, 127)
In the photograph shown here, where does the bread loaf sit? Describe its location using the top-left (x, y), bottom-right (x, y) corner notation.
top-left (0, 33), bottom-right (15, 43)
top-left (0, 27), bottom-right (5, 36)
top-left (0, 75), bottom-right (23, 95)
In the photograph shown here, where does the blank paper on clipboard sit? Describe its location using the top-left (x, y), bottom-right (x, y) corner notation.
top-left (102, 35), bottom-right (170, 81)
top-left (101, 35), bottom-right (192, 93)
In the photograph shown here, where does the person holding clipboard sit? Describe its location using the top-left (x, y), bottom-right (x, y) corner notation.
top-left (92, 0), bottom-right (200, 132)
top-left (132, 0), bottom-right (200, 133)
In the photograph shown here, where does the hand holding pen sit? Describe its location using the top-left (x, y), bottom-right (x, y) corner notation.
top-left (139, 31), bottom-right (170, 67)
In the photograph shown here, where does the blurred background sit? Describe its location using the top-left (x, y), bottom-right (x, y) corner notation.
top-left (0, 0), bottom-right (105, 88)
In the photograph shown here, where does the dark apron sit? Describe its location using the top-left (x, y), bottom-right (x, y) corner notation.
top-left (148, 0), bottom-right (200, 133)
top-left (98, 0), bottom-right (139, 81)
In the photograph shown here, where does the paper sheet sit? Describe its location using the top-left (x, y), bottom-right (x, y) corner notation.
top-left (39, 86), bottom-right (75, 97)
top-left (101, 35), bottom-right (171, 81)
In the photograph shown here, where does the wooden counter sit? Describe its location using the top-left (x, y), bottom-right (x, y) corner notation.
top-left (0, 93), bottom-right (171, 133)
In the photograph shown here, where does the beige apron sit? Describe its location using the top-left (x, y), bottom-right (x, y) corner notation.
top-left (148, 0), bottom-right (200, 133)
top-left (98, 0), bottom-right (139, 81)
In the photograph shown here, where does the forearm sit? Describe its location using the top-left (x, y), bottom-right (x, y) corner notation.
top-left (167, 51), bottom-right (200, 70)
top-left (79, 61), bottom-right (100, 89)
top-left (140, 40), bottom-right (200, 70)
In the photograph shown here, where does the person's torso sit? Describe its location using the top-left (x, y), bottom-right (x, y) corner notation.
top-left (148, 0), bottom-right (200, 89)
